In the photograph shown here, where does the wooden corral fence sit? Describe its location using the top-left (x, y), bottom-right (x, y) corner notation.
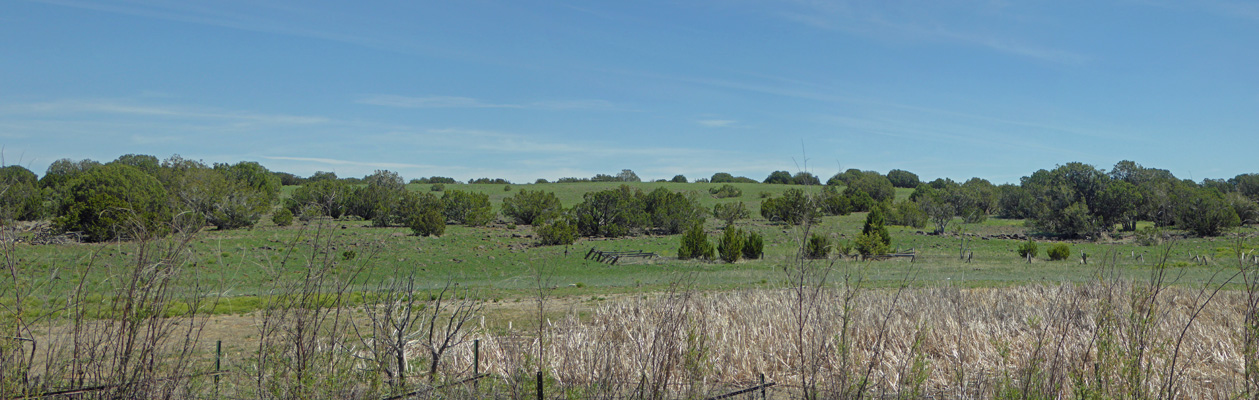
top-left (585, 248), bottom-right (657, 265)
top-left (865, 248), bottom-right (916, 262)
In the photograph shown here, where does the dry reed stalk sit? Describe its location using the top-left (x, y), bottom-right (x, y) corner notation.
top-left (460, 282), bottom-right (1247, 399)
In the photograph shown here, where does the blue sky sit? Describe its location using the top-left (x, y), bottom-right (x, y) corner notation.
top-left (3, 0), bottom-right (1257, 184)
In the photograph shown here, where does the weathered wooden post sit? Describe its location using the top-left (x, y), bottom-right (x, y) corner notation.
top-left (473, 339), bottom-right (480, 391)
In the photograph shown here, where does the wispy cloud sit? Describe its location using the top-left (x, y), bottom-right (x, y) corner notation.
top-left (357, 95), bottom-right (521, 109)
top-left (356, 95), bottom-right (623, 111)
top-left (261, 156), bottom-right (437, 170)
top-left (28, 0), bottom-right (389, 51)
top-left (1, 99), bottom-right (328, 125)
top-left (767, 0), bottom-right (1087, 65)
top-left (697, 119), bottom-right (738, 128)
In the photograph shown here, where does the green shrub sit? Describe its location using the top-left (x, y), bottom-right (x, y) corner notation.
top-left (0, 165), bottom-right (43, 221)
top-left (854, 232), bottom-right (890, 256)
top-left (573, 185), bottom-right (646, 237)
top-left (717, 225), bottom-right (745, 263)
top-left (408, 210), bottom-right (445, 237)
top-left (713, 202), bottom-right (750, 226)
top-left (54, 164), bottom-right (171, 242)
top-left (1017, 240), bottom-right (1039, 259)
top-left (504, 185), bottom-right (512, 191)
top-left (742, 231), bottom-right (764, 260)
top-left (501, 189), bottom-right (563, 225)
top-left (887, 200), bottom-right (927, 228)
top-left (287, 179), bottom-right (350, 218)
top-left (816, 186), bottom-right (852, 216)
top-left (677, 223), bottom-right (714, 260)
top-left (536, 218), bottom-right (577, 246)
top-left (643, 188), bottom-right (706, 235)
top-left (442, 190), bottom-right (493, 226)
top-left (862, 207), bottom-right (892, 247)
top-left (431, 183), bottom-right (444, 192)
top-left (1047, 243), bottom-right (1071, 261)
top-left (271, 208), bottom-right (294, 226)
top-left (709, 184), bottom-right (743, 198)
top-left (761, 189), bottom-right (818, 225)
top-left (836, 240), bottom-right (854, 257)
top-left (397, 191), bottom-right (445, 236)
top-left (806, 233), bottom-right (830, 259)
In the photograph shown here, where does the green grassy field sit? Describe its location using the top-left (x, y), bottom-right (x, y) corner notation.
top-left (14, 182), bottom-right (1256, 315)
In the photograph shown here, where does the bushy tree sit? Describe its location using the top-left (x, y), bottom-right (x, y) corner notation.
top-left (1232, 173), bottom-right (1259, 201)
top-left (847, 173), bottom-right (896, 203)
top-left (168, 161), bottom-right (281, 230)
top-left (711, 173), bottom-right (757, 183)
top-left (176, 168), bottom-right (261, 230)
top-left (917, 186), bottom-right (957, 234)
top-left (1227, 192), bottom-right (1259, 225)
top-left (110, 154), bottom-right (162, 177)
top-left (501, 189), bottom-right (562, 225)
top-left (0, 165), bottom-right (43, 221)
top-left (643, 188), bottom-right (706, 234)
top-left (536, 216), bottom-right (577, 245)
top-left (806, 233), bottom-right (830, 259)
top-left (271, 208), bottom-right (294, 226)
top-left (671, 175), bottom-right (687, 183)
top-left (287, 179), bottom-right (352, 218)
top-left (791, 172), bottom-right (821, 185)
top-left (677, 223), bottom-right (714, 260)
top-left (760, 189), bottom-right (818, 225)
top-left (711, 172), bottom-right (736, 183)
top-left (717, 225), bottom-right (745, 263)
top-left (572, 185), bottom-right (647, 237)
top-left (348, 170), bottom-right (407, 225)
top-left (842, 188), bottom-right (877, 213)
top-left (1094, 180), bottom-right (1144, 231)
top-left (709, 184), bottom-right (743, 198)
top-left (54, 164), bottom-right (171, 242)
top-left (886, 200), bottom-right (927, 229)
top-left (409, 210), bottom-right (446, 237)
top-left (861, 206), bottom-right (891, 248)
top-left (1047, 243), bottom-right (1071, 261)
top-left (441, 190), bottom-right (493, 226)
top-left (308, 171), bottom-right (338, 182)
top-left (826, 169), bottom-right (866, 186)
top-left (854, 232), bottom-right (889, 256)
top-left (816, 186), bottom-right (852, 216)
top-left (887, 169), bottom-right (920, 188)
top-left (40, 158), bottom-right (100, 196)
top-left (1176, 188), bottom-right (1240, 237)
top-left (1017, 240), bottom-right (1039, 259)
top-left (742, 231), bottom-right (764, 260)
top-left (396, 191), bottom-right (445, 237)
top-left (763, 170), bottom-right (792, 184)
top-left (616, 169), bottom-right (641, 182)
top-left (713, 202), bottom-right (750, 226)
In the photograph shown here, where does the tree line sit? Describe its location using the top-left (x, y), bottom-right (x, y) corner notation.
top-left (3, 155), bottom-right (1256, 243)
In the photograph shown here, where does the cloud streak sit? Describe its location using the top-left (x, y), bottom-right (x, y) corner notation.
top-left (1, 99), bottom-right (329, 125)
top-left (768, 0), bottom-right (1087, 65)
top-left (356, 95), bottom-right (623, 111)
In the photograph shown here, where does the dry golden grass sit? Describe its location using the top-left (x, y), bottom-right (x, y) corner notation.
top-left (455, 282), bottom-right (1248, 399)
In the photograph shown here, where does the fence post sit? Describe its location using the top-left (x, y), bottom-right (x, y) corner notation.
top-left (214, 340), bottom-right (222, 397)
top-left (760, 373), bottom-right (766, 400)
top-left (473, 339), bottom-right (480, 391)
top-left (537, 370), bottom-right (544, 400)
